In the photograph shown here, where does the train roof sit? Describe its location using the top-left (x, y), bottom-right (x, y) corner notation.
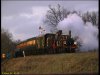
top-left (17, 33), bottom-right (69, 45)
top-left (37, 33), bottom-right (55, 37)
top-left (17, 33), bottom-right (55, 45)
top-left (62, 35), bottom-right (69, 36)
top-left (17, 37), bottom-right (37, 45)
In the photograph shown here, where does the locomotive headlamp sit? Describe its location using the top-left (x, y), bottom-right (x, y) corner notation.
top-left (2, 53), bottom-right (6, 59)
top-left (74, 42), bottom-right (77, 45)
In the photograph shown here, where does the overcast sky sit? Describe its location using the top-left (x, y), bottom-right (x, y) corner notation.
top-left (1, 0), bottom-right (98, 41)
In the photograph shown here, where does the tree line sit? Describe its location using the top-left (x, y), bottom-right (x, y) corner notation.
top-left (1, 27), bottom-right (20, 60)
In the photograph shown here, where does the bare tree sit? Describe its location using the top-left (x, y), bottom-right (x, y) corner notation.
top-left (1, 28), bottom-right (17, 54)
top-left (44, 4), bottom-right (71, 32)
top-left (82, 11), bottom-right (98, 26)
top-left (90, 11), bottom-right (98, 26)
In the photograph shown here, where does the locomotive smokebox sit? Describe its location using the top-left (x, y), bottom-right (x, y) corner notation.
top-left (69, 30), bottom-right (71, 38)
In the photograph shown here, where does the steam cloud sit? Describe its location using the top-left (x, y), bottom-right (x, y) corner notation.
top-left (57, 13), bottom-right (98, 51)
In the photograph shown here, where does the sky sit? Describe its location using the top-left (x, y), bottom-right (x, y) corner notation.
top-left (1, 0), bottom-right (98, 41)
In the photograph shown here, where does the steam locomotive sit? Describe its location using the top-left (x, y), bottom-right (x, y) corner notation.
top-left (15, 30), bottom-right (77, 57)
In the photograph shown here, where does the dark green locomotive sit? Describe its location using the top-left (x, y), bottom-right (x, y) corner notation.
top-left (16, 30), bottom-right (77, 56)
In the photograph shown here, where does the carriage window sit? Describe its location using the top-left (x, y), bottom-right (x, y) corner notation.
top-left (33, 40), bottom-right (36, 45)
top-left (28, 41), bottom-right (33, 45)
top-left (55, 34), bottom-right (58, 40)
top-left (47, 38), bottom-right (49, 46)
top-left (42, 39), bottom-right (44, 47)
top-left (64, 41), bottom-right (66, 44)
top-left (57, 41), bottom-right (59, 46)
top-left (37, 40), bottom-right (40, 48)
top-left (66, 36), bottom-right (67, 39)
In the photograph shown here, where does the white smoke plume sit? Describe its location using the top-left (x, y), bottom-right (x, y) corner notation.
top-left (57, 13), bottom-right (98, 51)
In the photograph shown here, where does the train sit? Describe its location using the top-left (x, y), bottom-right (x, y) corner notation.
top-left (14, 30), bottom-right (77, 57)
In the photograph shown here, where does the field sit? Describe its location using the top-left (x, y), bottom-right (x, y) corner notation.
top-left (1, 51), bottom-right (99, 74)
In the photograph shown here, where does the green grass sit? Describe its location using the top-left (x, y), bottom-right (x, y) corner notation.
top-left (1, 51), bottom-right (99, 74)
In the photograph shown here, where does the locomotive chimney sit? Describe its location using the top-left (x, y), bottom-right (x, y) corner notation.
top-left (56, 30), bottom-right (62, 35)
top-left (59, 30), bottom-right (62, 35)
top-left (69, 30), bottom-right (71, 38)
